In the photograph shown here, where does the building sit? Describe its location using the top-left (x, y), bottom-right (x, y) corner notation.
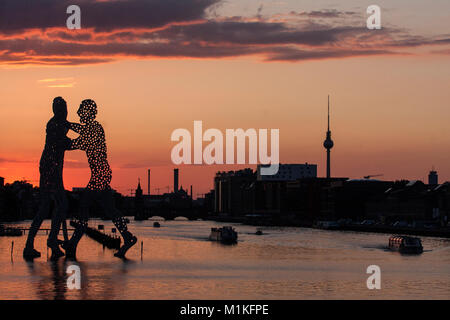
top-left (242, 177), bottom-right (348, 219)
top-left (428, 169), bottom-right (438, 186)
top-left (0, 177), bottom-right (4, 188)
top-left (257, 163), bottom-right (317, 181)
top-left (214, 169), bottom-right (255, 216)
top-left (129, 168), bottom-right (196, 220)
top-left (366, 180), bottom-right (431, 222)
top-left (1, 180), bottom-right (36, 221)
top-left (134, 179), bottom-right (147, 220)
top-left (431, 182), bottom-right (450, 226)
top-left (334, 179), bottom-right (394, 220)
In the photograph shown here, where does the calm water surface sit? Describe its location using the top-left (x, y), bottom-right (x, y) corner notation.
top-left (0, 219), bottom-right (449, 299)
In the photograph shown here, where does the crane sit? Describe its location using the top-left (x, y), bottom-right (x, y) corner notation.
top-left (364, 174), bottom-right (384, 179)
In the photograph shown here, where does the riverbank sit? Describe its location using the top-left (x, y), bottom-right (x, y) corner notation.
top-left (205, 215), bottom-right (450, 238)
top-left (3, 217), bottom-right (450, 239)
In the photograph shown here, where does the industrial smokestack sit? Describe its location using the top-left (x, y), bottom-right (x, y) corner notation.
top-left (174, 168), bottom-right (179, 192)
top-left (147, 169), bottom-right (150, 195)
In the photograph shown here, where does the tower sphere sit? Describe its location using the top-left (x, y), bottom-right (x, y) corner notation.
top-left (324, 139), bottom-right (334, 149)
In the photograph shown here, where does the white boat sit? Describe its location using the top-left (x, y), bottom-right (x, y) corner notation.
top-left (209, 226), bottom-right (238, 244)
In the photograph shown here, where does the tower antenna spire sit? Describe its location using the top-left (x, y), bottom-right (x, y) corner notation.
top-left (328, 95), bottom-right (330, 131)
top-left (323, 95), bottom-right (334, 179)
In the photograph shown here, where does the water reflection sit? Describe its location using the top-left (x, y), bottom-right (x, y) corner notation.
top-left (24, 254), bottom-right (139, 299)
top-left (1, 220), bottom-right (449, 299)
top-left (26, 259), bottom-right (69, 300)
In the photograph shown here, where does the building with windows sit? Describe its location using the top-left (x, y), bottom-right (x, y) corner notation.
top-left (214, 169), bottom-right (255, 216)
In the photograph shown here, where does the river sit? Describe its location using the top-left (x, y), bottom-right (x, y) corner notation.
top-left (0, 219), bottom-right (449, 299)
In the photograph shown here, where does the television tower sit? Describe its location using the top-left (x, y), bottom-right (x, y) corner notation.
top-left (323, 95), bottom-right (334, 179)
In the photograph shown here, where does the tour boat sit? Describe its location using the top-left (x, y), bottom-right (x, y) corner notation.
top-left (388, 235), bottom-right (423, 254)
top-left (209, 226), bottom-right (238, 244)
top-left (153, 221), bottom-right (161, 228)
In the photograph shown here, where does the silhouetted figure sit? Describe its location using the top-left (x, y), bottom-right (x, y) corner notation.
top-left (64, 99), bottom-right (137, 259)
top-left (23, 97), bottom-right (70, 260)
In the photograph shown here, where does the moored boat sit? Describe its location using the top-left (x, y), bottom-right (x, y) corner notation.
top-left (209, 226), bottom-right (238, 244)
top-left (315, 220), bottom-right (340, 230)
top-left (0, 224), bottom-right (23, 237)
top-left (389, 235), bottom-right (423, 254)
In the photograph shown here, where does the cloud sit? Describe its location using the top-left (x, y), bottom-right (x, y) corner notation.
top-left (432, 48), bottom-right (450, 55)
top-left (118, 160), bottom-right (171, 169)
top-left (293, 9), bottom-right (359, 18)
top-left (64, 159), bottom-right (89, 168)
top-left (0, 157), bottom-right (88, 168)
top-left (0, 0), bottom-right (448, 66)
top-left (0, 0), bottom-right (218, 33)
top-left (47, 83), bottom-right (76, 88)
top-left (264, 47), bottom-right (400, 62)
top-left (0, 157), bottom-right (35, 164)
top-left (38, 77), bottom-right (74, 82)
top-left (38, 77), bottom-right (76, 88)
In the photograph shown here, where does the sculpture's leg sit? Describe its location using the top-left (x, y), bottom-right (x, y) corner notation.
top-left (23, 191), bottom-right (50, 259)
top-left (63, 191), bottom-right (90, 259)
top-left (100, 190), bottom-right (137, 258)
top-left (112, 216), bottom-right (137, 258)
top-left (62, 219), bottom-right (69, 242)
top-left (47, 190), bottom-right (67, 260)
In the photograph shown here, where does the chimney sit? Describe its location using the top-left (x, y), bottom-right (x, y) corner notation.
top-left (147, 169), bottom-right (150, 195)
top-left (174, 168), bottom-right (179, 192)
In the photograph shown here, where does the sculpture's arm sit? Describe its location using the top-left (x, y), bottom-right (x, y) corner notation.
top-left (63, 136), bottom-right (73, 151)
top-left (68, 122), bottom-right (83, 133)
top-left (67, 137), bottom-right (81, 150)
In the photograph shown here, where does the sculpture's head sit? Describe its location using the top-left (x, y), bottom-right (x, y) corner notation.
top-left (78, 99), bottom-right (97, 124)
top-left (52, 97), bottom-right (67, 120)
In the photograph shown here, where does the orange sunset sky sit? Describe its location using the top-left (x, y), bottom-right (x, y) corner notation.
top-left (1, 0), bottom-right (449, 197)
